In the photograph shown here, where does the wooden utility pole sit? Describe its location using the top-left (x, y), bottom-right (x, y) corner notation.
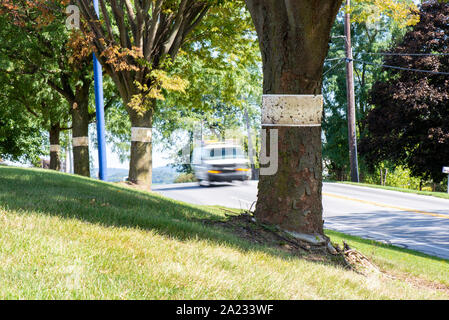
top-left (344, 0), bottom-right (360, 182)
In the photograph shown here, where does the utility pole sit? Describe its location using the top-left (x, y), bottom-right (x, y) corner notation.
top-left (344, 0), bottom-right (360, 182)
top-left (93, 0), bottom-right (107, 181)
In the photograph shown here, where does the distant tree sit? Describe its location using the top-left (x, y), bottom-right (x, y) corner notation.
top-left (0, 1), bottom-right (97, 176)
top-left (0, 84), bottom-right (46, 166)
top-left (75, 1), bottom-right (260, 186)
top-left (157, 54), bottom-right (262, 174)
top-left (323, 1), bottom-right (417, 181)
top-left (75, 0), bottom-right (225, 189)
top-left (361, 0), bottom-right (449, 183)
top-left (0, 69), bottom-right (70, 170)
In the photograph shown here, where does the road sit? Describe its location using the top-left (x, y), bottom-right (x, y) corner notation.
top-left (154, 181), bottom-right (449, 260)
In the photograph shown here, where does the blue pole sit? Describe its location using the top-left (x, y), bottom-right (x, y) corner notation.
top-left (93, 0), bottom-right (107, 181)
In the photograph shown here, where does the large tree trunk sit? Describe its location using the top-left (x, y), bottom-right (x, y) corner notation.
top-left (127, 105), bottom-right (153, 189)
top-left (246, 0), bottom-right (342, 237)
top-left (71, 93), bottom-right (91, 177)
top-left (49, 124), bottom-right (61, 171)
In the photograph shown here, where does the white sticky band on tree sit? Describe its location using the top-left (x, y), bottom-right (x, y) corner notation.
top-left (131, 127), bottom-right (152, 143)
top-left (50, 145), bottom-right (60, 152)
top-left (262, 94), bottom-right (323, 127)
top-left (72, 136), bottom-right (89, 147)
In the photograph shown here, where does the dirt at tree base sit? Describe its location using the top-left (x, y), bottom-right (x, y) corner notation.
top-left (204, 211), bottom-right (356, 269)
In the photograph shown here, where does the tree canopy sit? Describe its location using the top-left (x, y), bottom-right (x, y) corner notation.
top-left (361, 0), bottom-right (449, 182)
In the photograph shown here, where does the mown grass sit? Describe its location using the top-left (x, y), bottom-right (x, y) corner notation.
top-left (338, 181), bottom-right (449, 200)
top-left (0, 166), bottom-right (448, 300)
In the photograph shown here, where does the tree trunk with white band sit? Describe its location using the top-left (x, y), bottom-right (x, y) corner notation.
top-left (128, 105), bottom-right (153, 189)
top-left (246, 0), bottom-right (341, 236)
top-left (49, 124), bottom-right (61, 171)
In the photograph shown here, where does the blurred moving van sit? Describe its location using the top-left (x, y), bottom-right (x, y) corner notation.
top-left (192, 142), bottom-right (251, 186)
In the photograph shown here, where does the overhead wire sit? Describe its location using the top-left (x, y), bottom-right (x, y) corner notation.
top-left (322, 52), bottom-right (449, 77)
top-left (348, 58), bottom-right (449, 76)
top-left (356, 52), bottom-right (449, 57)
top-left (323, 57), bottom-right (346, 76)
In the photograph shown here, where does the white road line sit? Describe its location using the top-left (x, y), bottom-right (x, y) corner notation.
top-left (325, 221), bottom-right (449, 258)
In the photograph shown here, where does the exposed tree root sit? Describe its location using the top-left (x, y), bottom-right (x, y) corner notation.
top-left (335, 242), bottom-right (381, 275)
top-left (206, 210), bottom-right (382, 272)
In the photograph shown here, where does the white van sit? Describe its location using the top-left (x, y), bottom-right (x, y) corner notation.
top-left (192, 143), bottom-right (251, 186)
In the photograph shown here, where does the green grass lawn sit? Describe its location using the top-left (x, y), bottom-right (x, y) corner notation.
top-left (0, 166), bottom-right (448, 299)
top-left (338, 181), bottom-right (449, 200)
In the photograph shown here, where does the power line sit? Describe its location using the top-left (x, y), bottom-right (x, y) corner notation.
top-left (323, 58), bottom-right (345, 76)
top-left (349, 58), bottom-right (449, 76)
top-left (357, 52), bottom-right (449, 57)
top-left (325, 57), bottom-right (345, 62)
top-left (323, 57), bottom-right (449, 76)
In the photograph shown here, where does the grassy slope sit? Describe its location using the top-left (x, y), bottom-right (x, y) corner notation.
top-left (338, 181), bottom-right (449, 200)
top-left (0, 167), bottom-right (448, 300)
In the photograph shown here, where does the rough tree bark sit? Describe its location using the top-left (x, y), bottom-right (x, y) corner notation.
top-left (71, 82), bottom-right (91, 177)
top-left (49, 124), bottom-right (61, 171)
top-left (245, 0), bottom-right (342, 237)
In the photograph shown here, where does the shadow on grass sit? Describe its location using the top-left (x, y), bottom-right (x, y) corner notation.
top-left (0, 167), bottom-right (345, 268)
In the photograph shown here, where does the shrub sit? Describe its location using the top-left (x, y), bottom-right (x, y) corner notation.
top-left (174, 173), bottom-right (197, 184)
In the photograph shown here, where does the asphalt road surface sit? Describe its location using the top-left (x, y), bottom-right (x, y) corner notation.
top-left (153, 181), bottom-right (449, 260)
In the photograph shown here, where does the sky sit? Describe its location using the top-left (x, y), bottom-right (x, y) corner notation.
top-left (90, 141), bottom-right (171, 170)
top-left (87, 122), bottom-right (173, 171)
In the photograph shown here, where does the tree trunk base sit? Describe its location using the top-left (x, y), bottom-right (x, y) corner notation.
top-left (209, 212), bottom-right (343, 261)
top-left (73, 145), bottom-right (90, 177)
top-left (255, 126), bottom-right (324, 235)
top-left (206, 211), bottom-right (382, 274)
top-left (119, 180), bottom-right (153, 191)
top-left (128, 111), bottom-right (153, 190)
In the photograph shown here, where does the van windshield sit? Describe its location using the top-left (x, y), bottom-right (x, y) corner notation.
top-left (202, 147), bottom-right (245, 160)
